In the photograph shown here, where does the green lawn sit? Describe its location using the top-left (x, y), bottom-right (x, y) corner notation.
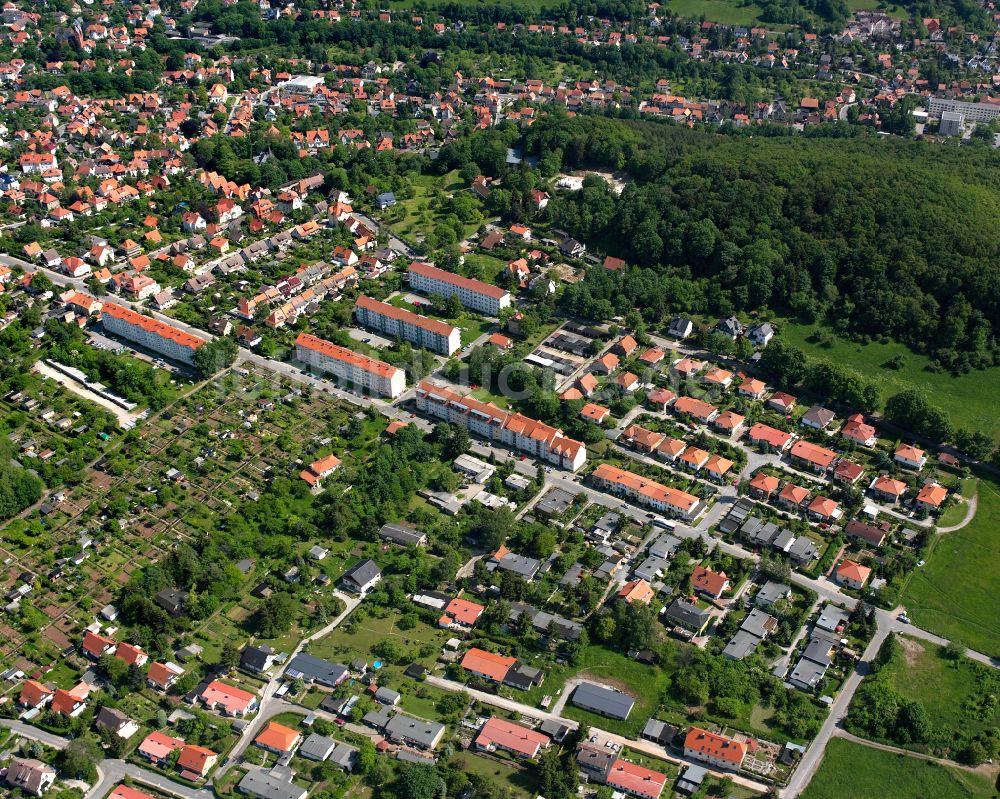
top-left (778, 322), bottom-right (1000, 442)
top-left (666, 0), bottom-right (764, 25)
top-left (879, 636), bottom-right (1000, 746)
top-left (902, 474), bottom-right (1000, 658)
top-left (446, 752), bottom-right (536, 798)
top-left (802, 738), bottom-right (995, 799)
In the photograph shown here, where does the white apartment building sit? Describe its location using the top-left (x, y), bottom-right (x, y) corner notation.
top-left (354, 295), bottom-right (460, 356)
top-left (101, 302), bottom-right (206, 365)
top-left (408, 261), bottom-right (511, 316)
top-left (295, 333), bottom-right (406, 398)
top-left (927, 96), bottom-right (1000, 122)
top-left (415, 381), bottom-right (586, 471)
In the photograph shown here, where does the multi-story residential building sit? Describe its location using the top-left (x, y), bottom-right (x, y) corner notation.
top-left (683, 727), bottom-right (748, 770)
top-left (101, 303), bottom-right (206, 365)
top-left (590, 463), bottom-right (703, 521)
top-left (407, 261), bottom-right (511, 316)
top-left (927, 96), bottom-right (1000, 123)
top-left (354, 295), bottom-right (460, 356)
top-left (295, 332), bottom-right (406, 398)
top-left (414, 381), bottom-right (586, 471)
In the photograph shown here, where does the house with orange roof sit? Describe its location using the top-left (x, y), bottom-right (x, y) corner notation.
top-left (690, 565), bottom-right (730, 599)
top-left (116, 642), bottom-right (148, 667)
top-left (82, 629), bottom-right (116, 659)
top-left (807, 495), bottom-right (841, 522)
top-left (580, 403), bottom-right (610, 424)
top-left (615, 335), bottom-right (638, 357)
top-left (702, 366), bottom-right (733, 389)
top-left (705, 455), bottom-right (735, 482)
top-left (672, 396), bottom-right (718, 424)
top-left (177, 744), bottom-right (218, 778)
top-left (439, 596), bottom-right (485, 628)
top-left (561, 387), bottom-right (584, 401)
top-left (713, 410), bottom-right (744, 437)
top-left (639, 348), bottom-right (665, 365)
top-left (767, 391), bottom-right (796, 413)
top-left (614, 372), bottom-right (639, 392)
top-left (671, 357), bottom-right (704, 378)
top-left (147, 661), bottom-right (185, 691)
top-left (646, 388), bottom-right (676, 412)
top-left (748, 472), bottom-right (779, 500)
top-left (475, 716), bottom-right (550, 760)
top-left (18, 679), bottom-right (53, 709)
top-left (840, 414), bottom-right (877, 447)
top-left (623, 424), bottom-right (665, 453)
top-left (869, 475), bottom-right (907, 503)
top-left (460, 648), bottom-right (516, 683)
top-left (299, 453), bottom-right (342, 489)
top-left (656, 438), bottom-right (687, 462)
top-left (738, 378), bottom-right (767, 399)
top-left (894, 444), bottom-right (927, 470)
top-left (606, 758), bottom-right (668, 799)
top-left (255, 722), bottom-right (301, 754)
top-left (618, 579), bottom-right (655, 605)
top-left (777, 483), bottom-right (810, 510)
top-left (835, 559), bottom-right (871, 590)
top-left (683, 727), bottom-right (747, 770)
top-left (679, 446), bottom-right (710, 472)
top-left (789, 440), bottom-right (837, 473)
top-left (199, 680), bottom-right (258, 716)
top-left (592, 352), bottom-right (620, 375)
top-left (138, 730), bottom-right (185, 764)
top-left (577, 373), bottom-right (599, 396)
top-left (51, 683), bottom-right (90, 717)
top-left (915, 482), bottom-right (947, 512)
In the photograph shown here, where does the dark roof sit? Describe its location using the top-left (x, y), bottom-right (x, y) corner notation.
top-left (342, 559), bottom-right (381, 591)
top-left (662, 598), bottom-right (711, 631)
top-left (571, 681), bottom-right (635, 720)
top-left (284, 653), bottom-right (348, 686)
top-left (378, 523), bottom-right (426, 546)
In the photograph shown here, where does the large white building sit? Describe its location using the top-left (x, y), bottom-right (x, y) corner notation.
top-left (354, 295), bottom-right (460, 356)
top-left (408, 261), bottom-right (511, 316)
top-left (927, 96), bottom-right (1000, 123)
top-left (296, 333), bottom-right (406, 398)
top-left (101, 302), bottom-right (206, 365)
top-left (415, 381), bottom-right (586, 471)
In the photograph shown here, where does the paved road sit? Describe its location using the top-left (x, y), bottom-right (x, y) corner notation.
top-left (0, 718), bottom-right (71, 748)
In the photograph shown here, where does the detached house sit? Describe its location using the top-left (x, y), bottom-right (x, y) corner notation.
top-left (894, 444), bottom-right (927, 470)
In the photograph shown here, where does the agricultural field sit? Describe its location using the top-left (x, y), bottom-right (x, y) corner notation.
top-left (802, 738), bottom-right (996, 799)
top-left (902, 474), bottom-right (1000, 658)
top-left (778, 321), bottom-right (1000, 442)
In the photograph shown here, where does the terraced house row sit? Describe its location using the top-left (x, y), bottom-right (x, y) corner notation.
top-left (354, 295), bottom-right (461, 356)
top-left (296, 332), bottom-right (406, 398)
top-left (415, 380), bottom-right (587, 470)
top-left (590, 463), bottom-right (704, 521)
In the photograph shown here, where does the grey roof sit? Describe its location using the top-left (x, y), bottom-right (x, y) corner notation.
top-left (722, 630), bottom-right (761, 660)
top-left (378, 523), bottom-right (426, 546)
top-left (803, 406), bottom-right (835, 427)
top-left (662, 598), bottom-right (711, 632)
top-left (641, 718), bottom-right (678, 745)
top-left (572, 681), bottom-right (635, 720)
top-left (384, 711), bottom-right (446, 749)
top-left (633, 555), bottom-right (669, 583)
top-left (788, 536), bottom-right (819, 562)
top-left (535, 488), bottom-right (575, 516)
top-left (342, 559), bottom-right (381, 591)
top-left (593, 511), bottom-right (621, 532)
top-left (816, 604), bottom-right (851, 633)
top-left (755, 581), bottom-right (791, 607)
top-left (362, 707), bottom-right (394, 730)
top-left (559, 563), bottom-right (584, 587)
top-left (740, 608), bottom-right (777, 639)
top-left (374, 686), bottom-right (400, 704)
top-left (238, 769), bottom-right (308, 799)
top-left (576, 744), bottom-right (616, 773)
top-left (284, 653), bottom-right (348, 686)
top-left (330, 742), bottom-right (358, 770)
top-left (801, 636), bottom-right (834, 667)
top-left (494, 552), bottom-right (541, 580)
top-left (299, 733), bottom-right (338, 761)
top-left (789, 656), bottom-right (827, 690)
top-left (648, 534), bottom-right (681, 559)
top-left (772, 528), bottom-right (796, 551)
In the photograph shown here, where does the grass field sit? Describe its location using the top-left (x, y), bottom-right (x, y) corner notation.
top-left (901, 474), bottom-right (1000, 657)
top-left (778, 322), bottom-right (1000, 441)
top-left (802, 738), bottom-right (995, 799)
top-left (881, 636), bottom-right (1000, 745)
top-left (667, 0), bottom-right (764, 25)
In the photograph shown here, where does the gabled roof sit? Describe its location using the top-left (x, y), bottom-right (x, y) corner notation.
top-left (461, 648), bottom-right (515, 682)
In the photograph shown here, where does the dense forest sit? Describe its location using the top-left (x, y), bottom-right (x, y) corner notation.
top-left (519, 114), bottom-right (1000, 372)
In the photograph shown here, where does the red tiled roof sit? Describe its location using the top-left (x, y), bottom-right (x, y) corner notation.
top-left (409, 260), bottom-right (507, 299)
top-left (461, 648), bottom-right (515, 682)
top-left (355, 295), bottom-right (458, 337)
top-left (296, 332), bottom-right (401, 380)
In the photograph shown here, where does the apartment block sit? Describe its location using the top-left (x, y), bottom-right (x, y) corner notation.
top-left (590, 463), bottom-right (703, 521)
top-left (407, 261), bottom-right (511, 316)
top-left (101, 302), bottom-right (206, 365)
top-left (295, 332), bottom-right (406, 398)
top-left (355, 295), bottom-right (460, 356)
top-left (415, 381), bottom-right (586, 471)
